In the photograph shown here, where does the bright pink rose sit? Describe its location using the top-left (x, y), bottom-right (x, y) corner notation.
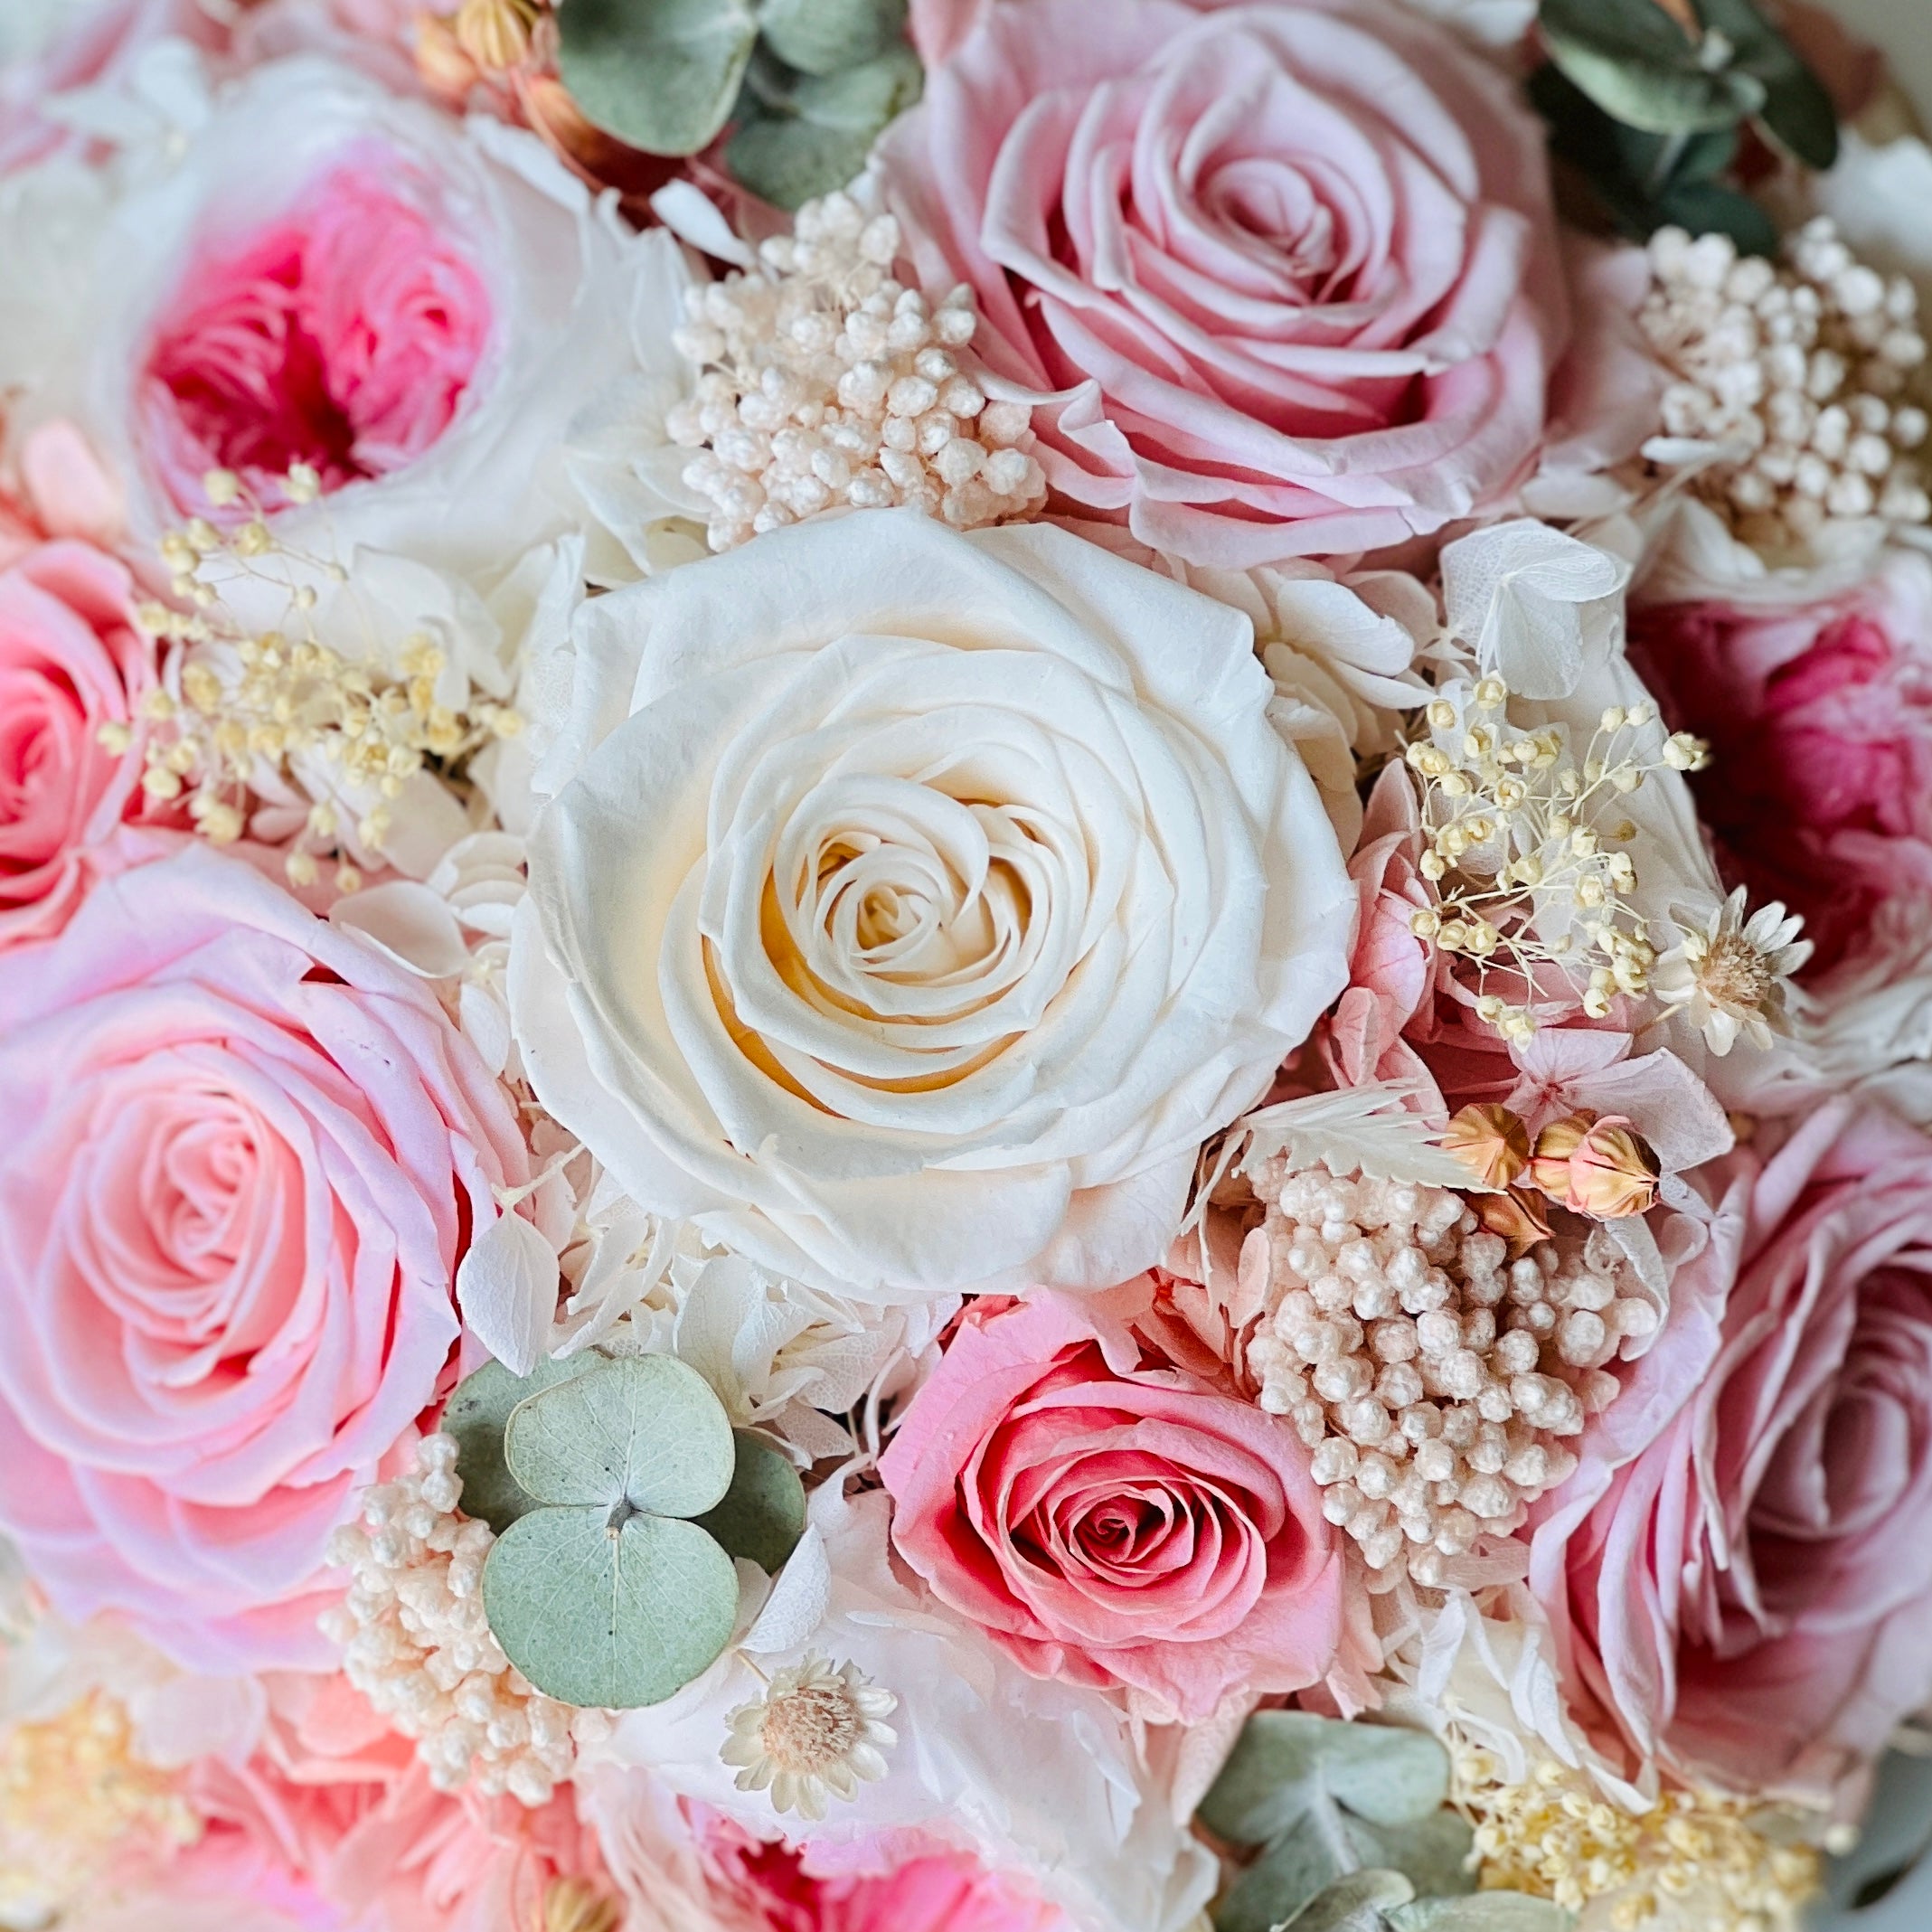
top-left (881, 0), bottom-right (1651, 565)
top-left (1628, 552), bottom-right (1932, 988)
top-left (141, 162), bottom-right (492, 516)
top-left (0, 845), bottom-right (527, 1669)
top-left (1530, 1098), bottom-right (1932, 1795)
top-left (0, 537), bottom-right (162, 949)
top-left (712, 1827), bottom-right (1067, 1932)
top-left (180, 1673), bottom-right (611, 1932)
top-left (879, 1279), bottom-right (1344, 1721)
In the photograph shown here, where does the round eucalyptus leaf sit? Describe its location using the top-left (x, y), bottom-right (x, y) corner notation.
top-left (504, 1354), bottom-right (736, 1516)
top-left (1200, 1711), bottom-right (1453, 1844)
top-left (483, 1505), bottom-right (740, 1709)
top-left (1281, 1870), bottom-right (1417, 1932)
top-left (443, 1353), bottom-right (600, 1535)
top-left (1385, 1893), bottom-right (1577, 1931)
top-left (558, 0), bottom-right (759, 156)
top-left (727, 44), bottom-right (922, 207)
top-left (693, 1429), bottom-right (806, 1572)
top-left (758, 0), bottom-right (907, 79)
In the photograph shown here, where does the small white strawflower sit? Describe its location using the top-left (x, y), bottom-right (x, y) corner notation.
top-left (1654, 888), bottom-right (1812, 1054)
top-left (721, 1655), bottom-right (897, 1821)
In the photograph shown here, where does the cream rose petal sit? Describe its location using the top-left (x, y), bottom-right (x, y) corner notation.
top-left (512, 511), bottom-right (1353, 1300)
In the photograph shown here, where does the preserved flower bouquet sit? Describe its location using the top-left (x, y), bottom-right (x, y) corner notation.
top-left (3, 0), bottom-right (1932, 1928)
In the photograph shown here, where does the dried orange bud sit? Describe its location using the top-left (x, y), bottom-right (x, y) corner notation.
top-left (455, 0), bottom-right (538, 71)
top-left (1441, 1103), bottom-right (1531, 1190)
top-left (412, 11), bottom-right (479, 97)
top-left (1475, 1185), bottom-right (1554, 1252)
top-left (1531, 1112), bottom-right (1660, 1220)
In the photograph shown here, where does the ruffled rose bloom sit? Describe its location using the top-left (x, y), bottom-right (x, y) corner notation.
top-left (511, 509), bottom-right (1352, 1300)
top-left (1628, 551), bottom-right (1932, 1099)
top-left (880, 1280), bottom-right (1345, 1721)
top-left (174, 1673), bottom-right (613, 1932)
top-left (0, 845), bottom-right (526, 1669)
top-left (78, 53), bottom-right (687, 585)
top-left (1531, 1098), bottom-right (1932, 1796)
top-left (0, 536), bottom-right (162, 949)
top-left (880, 0), bottom-right (1654, 566)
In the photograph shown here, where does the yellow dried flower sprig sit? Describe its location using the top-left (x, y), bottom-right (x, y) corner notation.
top-left (108, 467), bottom-right (523, 891)
top-left (1402, 676), bottom-right (1709, 1041)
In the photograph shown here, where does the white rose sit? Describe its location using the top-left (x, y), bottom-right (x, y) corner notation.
top-left (57, 53), bottom-right (691, 583)
top-left (510, 509), bottom-right (1353, 1300)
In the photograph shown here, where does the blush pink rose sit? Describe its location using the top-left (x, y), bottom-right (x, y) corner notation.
top-left (0, 844), bottom-right (527, 1669)
top-left (1628, 552), bottom-right (1932, 990)
top-left (1529, 1098), bottom-right (1932, 1795)
top-left (0, 536), bottom-right (163, 950)
top-left (880, 0), bottom-right (1655, 566)
top-left (140, 161), bottom-right (492, 517)
top-left (179, 1673), bottom-right (611, 1932)
top-left (879, 1278), bottom-right (1344, 1721)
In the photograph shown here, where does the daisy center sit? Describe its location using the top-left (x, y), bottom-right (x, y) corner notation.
top-left (759, 1682), bottom-right (862, 1775)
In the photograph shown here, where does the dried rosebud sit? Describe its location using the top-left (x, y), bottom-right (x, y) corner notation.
top-left (455, 0), bottom-right (538, 71)
top-left (1531, 1112), bottom-right (1660, 1220)
top-left (1441, 1103), bottom-right (1531, 1190)
top-left (1475, 1185), bottom-right (1554, 1252)
top-left (413, 11), bottom-right (480, 99)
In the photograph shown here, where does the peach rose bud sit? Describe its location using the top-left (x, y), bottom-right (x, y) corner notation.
top-left (1475, 1186), bottom-right (1555, 1251)
top-left (1441, 1103), bottom-right (1532, 1190)
top-left (1531, 1112), bottom-right (1661, 1219)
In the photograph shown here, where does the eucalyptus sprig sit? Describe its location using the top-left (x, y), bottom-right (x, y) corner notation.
top-left (555, 0), bottom-right (919, 207)
top-left (448, 1352), bottom-right (806, 1711)
top-left (1532, 0), bottom-right (1839, 253)
top-left (1200, 1712), bottom-right (1574, 1932)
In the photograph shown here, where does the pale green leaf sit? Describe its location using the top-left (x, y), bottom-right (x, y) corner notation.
top-left (443, 1353), bottom-right (599, 1535)
top-left (1385, 1893), bottom-right (1576, 1932)
top-left (758, 0), bottom-right (906, 78)
top-left (483, 1506), bottom-right (740, 1709)
top-left (1202, 1713), bottom-right (1453, 1843)
top-left (693, 1429), bottom-right (806, 1572)
top-left (727, 44), bottom-right (922, 208)
top-left (1282, 1871), bottom-right (1417, 1932)
top-left (558, 0), bottom-right (759, 157)
top-left (504, 1355), bottom-right (735, 1517)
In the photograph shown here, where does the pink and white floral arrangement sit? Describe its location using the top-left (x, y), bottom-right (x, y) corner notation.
top-left (2, 0), bottom-right (1932, 1927)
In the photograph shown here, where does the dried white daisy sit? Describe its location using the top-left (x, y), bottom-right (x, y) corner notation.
top-left (721, 1655), bottom-right (897, 1821)
top-left (1654, 887), bottom-right (1811, 1055)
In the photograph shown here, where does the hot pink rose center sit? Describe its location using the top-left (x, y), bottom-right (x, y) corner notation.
top-left (141, 165), bottom-right (492, 512)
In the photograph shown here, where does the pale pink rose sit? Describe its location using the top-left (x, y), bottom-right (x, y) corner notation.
top-left (1529, 1098), bottom-right (1932, 1796)
top-left (0, 845), bottom-right (527, 1669)
top-left (1628, 551), bottom-right (1932, 995)
top-left (880, 0), bottom-right (1657, 566)
top-left (0, 535), bottom-right (164, 950)
top-left (141, 161), bottom-right (492, 519)
top-left (178, 1673), bottom-right (611, 1932)
top-left (879, 1278), bottom-right (1344, 1721)
top-left (0, 0), bottom-right (228, 175)
top-left (907, 0), bottom-right (992, 64)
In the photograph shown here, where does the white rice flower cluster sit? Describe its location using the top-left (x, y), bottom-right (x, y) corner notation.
top-left (320, 1435), bottom-right (610, 1805)
top-left (664, 192), bottom-right (1047, 551)
top-left (1641, 220), bottom-right (1931, 550)
top-left (1243, 1163), bottom-right (1657, 1588)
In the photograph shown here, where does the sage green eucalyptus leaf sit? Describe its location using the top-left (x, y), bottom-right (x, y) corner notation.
top-left (1384, 1894), bottom-right (1577, 1931)
top-left (1213, 1811), bottom-right (1474, 1932)
top-left (1281, 1871), bottom-right (1418, 1932)
top-left (504, 1354), bottom-right (736, 1516)
top-left (1538, 0), bottom-right (1763, 133)
top-left (558, 0), bottom-right (760, 156)
top-left (693, 1429), bottom-right (806, 1572)
top-left (1653, 174), bottom-right (1780, 255)
top-left (1693, 0), bottom-right (1839, 168)
top-left (1367, 1814), bottom-right (1477, 1901)
top-left (758, 0), bottom-right (907, 78)
top-left (482, 1504), bottom-right (740, 1708)
top-left (727, 43), bottom-right (922, 207)
top-left (443, 1353), bottom-right (599, 1535)
top-left (1202, 1713), bottom-right (1454, 1843)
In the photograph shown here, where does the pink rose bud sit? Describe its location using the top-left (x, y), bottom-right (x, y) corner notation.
top-left (1530, 1112), bottom-right (1661, 1219)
